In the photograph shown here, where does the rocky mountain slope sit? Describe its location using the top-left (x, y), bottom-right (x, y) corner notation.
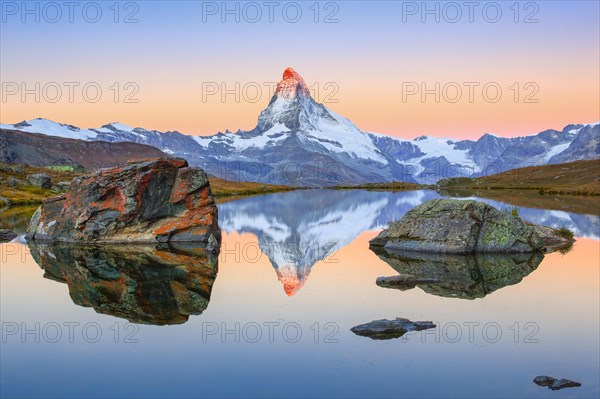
top-left (0, 128), bottom-right (166, 170)
top-left (437, 159), bottom-right (600, 196)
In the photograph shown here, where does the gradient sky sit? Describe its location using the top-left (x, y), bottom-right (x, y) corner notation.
top-left (1, 1), bottom-right (599, 139)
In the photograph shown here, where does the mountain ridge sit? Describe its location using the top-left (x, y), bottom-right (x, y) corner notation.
top-left (2, 68), bottom-right (598, 186)
top-left (0, 128), bottom-right (166, 170)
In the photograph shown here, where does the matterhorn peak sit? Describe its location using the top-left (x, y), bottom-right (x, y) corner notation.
top-left (275, 67), bottom-right (310, 100)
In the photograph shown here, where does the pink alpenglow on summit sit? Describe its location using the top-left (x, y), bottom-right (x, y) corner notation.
top-left (275, 67), bottom-right (311, 100)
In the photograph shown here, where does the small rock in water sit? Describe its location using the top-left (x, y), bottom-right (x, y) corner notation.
top-left (533, 375), bottom-right (581, 391)
top-left (351, 317), bottom-right (436, 340)
top-left (0, 229), bottom-right (17, 242)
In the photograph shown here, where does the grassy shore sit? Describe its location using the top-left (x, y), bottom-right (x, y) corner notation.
top-left (0, 164), bottom-right (81, 205)
top-left (333, 181), bottom-right (423, 192)
top-left (434, 159), bottom-right (600, 215)
top-left (436, 159), bottom-right (600, 196)
top-left (2, 160), bottom-right (597, 211)
top-left (0, 162), bottom-right (298, 206)
top-left (209, 176), bottom-right (298, 198)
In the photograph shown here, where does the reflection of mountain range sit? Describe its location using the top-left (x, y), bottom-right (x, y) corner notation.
top-left (218, 190), bottom-right (599, 295)
top-left (218, 190), bottom-right (439, 295)
top-left (28, 242), bottom-right (218, 325)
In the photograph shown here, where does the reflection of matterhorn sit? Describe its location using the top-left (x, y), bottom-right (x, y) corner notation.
top-left (263, 240), bottom-right (339, 296)
top-left (218, 189), bottom-right (439, 295)
top-left (219, 189), bottom-right (598, 295)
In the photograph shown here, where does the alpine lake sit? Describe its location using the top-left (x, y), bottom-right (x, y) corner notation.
top-left (1, 189), bottom-right (598, 398)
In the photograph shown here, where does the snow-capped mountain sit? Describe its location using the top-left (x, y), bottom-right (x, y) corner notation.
top-left (1, 68), bottom-right (598, 185)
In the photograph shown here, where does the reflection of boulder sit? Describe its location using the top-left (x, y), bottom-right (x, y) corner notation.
top-left (371, 246), bottom-right (543, 299)
top-left (28, 241), bottom-right (218, 325)
top-left (376, 275), bottom-right (439, 291)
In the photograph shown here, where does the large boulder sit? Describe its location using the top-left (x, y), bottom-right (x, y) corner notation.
top-left (27, 158), bottom-right (221, 245)
top-left (27, 173), bottom-right (52, 189)
top-left (370, 199), bottom-right (573, 254)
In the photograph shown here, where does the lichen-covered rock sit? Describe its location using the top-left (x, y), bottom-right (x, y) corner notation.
top-left (27, 158), bottom-right (220, 245)
top-left (370, 199), bottom-right (573, 254)
top-left (27, 173), bottom-right (52, 189)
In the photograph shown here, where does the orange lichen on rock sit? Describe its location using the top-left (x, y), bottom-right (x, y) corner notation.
top-left (27, 158), bottom-right (221, 245)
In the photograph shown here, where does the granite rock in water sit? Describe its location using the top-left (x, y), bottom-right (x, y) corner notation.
top-left (370, 199), bottom-right (574, 254)
top-left (351, 317), bottom-right (436, 340)
top-left (533, 375), bottom-right (581, 391)
top-left (27, 158), bottom-right (220, 245)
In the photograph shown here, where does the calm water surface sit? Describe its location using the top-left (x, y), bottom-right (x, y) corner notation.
top-left (1, 190), bottom-right (598, 398)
